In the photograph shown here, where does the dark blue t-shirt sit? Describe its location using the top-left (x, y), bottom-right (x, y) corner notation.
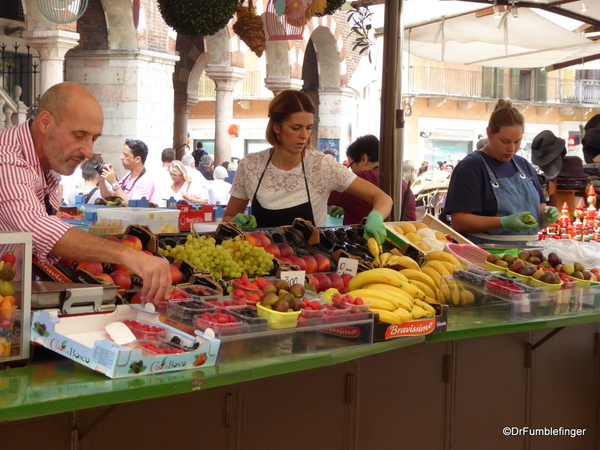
top-left (444, 151), bottom-right (545, 217)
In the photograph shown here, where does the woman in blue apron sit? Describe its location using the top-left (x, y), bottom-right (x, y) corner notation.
top-left (223, 90), bottom-right (393, 244)
top-left (444, 100), bottom-right (559, 247)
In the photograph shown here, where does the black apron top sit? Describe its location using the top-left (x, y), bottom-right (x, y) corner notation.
top-left (251, 150), bottom-right (315, 228)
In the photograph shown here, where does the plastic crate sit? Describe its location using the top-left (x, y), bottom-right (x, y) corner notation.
top-left (445, 243), bottom-right (490, 267)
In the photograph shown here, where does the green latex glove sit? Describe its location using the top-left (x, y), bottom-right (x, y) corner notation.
top-left (544, 206), bottom-right (559, 224)
top-left (232, 213), bottom-right (257, 229)
top-left (500, 211), bottom-right (538, 233)
top-left (329, 206), bottom-right (344, 218)
top-left (363, 211), bottom-right (386, 245)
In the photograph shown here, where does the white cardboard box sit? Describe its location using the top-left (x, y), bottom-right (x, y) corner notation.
top-left (31, 304), bottom-right (220, 378)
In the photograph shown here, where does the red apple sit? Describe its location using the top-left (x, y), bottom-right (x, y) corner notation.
top-left (302, 255), bottom-right (318, 273)
top-left (75, 261), bottom-right (104, 276)
top-left (341, 273), bottom-right (353, 288)
top-left (170, 264), bottom-right (184, 285)
top-left (313, 254), bottom-right (331, 272)
top-left (289, 256), bottom-right (307, 271)
top-left (264, 244), bottom-right (281, 258)
top-left (110, 270), bottom-right (132, 289)
top-left (306, 274), bottom-right (320, 292)
top-left (278, 257), bottom-right (292, 264)
top-left (112, 263), bottom-right (134, 276)
top-left (338, 287), bottom-right (350, 294)
top-left (121, 235), bottom-right (143, 251)
top-left (96, 273), bottom-right (114, 283)
top-left (313, 273), bottom-right (332, 292)
top-left (327, 273), bottom-right (344, 290)
top-left (276, 243), bottom-right (295, 258)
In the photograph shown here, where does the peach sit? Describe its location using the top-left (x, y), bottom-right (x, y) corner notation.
top-left (278, 257), bottom-right (292, 264)
top-left (313, 254), bottom-right (331, 272)
top-left (327, 273), bottom-right (344, 290)
top-left (75, 261), bottom-right (104, 276)
top-left (105, 236), bottom-right (121, 244)
top-left (251, 232), bottom-right (271, 247)
top-left (121, 235), bottom-right (143, 251)
top-left (110, 270), bottom-right (132, 289)
top-left (112, 263), bottom-right (134, 276)
top-left (289, 256), bottom-right (307, 271)
top-left (306, 274), bottom-right (320, 292)
top-left (96, 273), bottom-right (114, 283)
top-left (264, 244), bottom-right (281, 258)
top-left (313, 273), bottom-right (332, 292)
top-left (276, 243), bottom-right (295, 258)
top-left (245, 233), bottom-right (262, 247)
top-left (341, 273), bottom-right (353, 288)
top-left (302, 255), bottom-right (318, 273)
top-left (130, 291), bottom-right (143, 304)
top-left (170, 264), bottom-right (184, 285)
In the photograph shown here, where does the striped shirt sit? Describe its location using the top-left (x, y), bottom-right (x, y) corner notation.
top-left (0, 121), bottom-right (71, 263)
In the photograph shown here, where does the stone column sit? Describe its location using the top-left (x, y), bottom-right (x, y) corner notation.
top-left (264, 77), bottom-right (304, 96)
top-left (317, 87), bottom-right (356, 158)
top-left (174, 94), bottom-right (197, 159)
top-left (23, 30), bottom-right (80, 95)
top-left (205, 66), bottom-right (245, 165)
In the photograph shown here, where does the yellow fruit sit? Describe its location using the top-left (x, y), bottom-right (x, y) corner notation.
top-left (411, 304), bottom-right (430, 319)
top-left (348, 289), bottom-right (401, 309)
top-left (398, 222), bottom-right (417, 234)
top-left (414, 298), bottom-right (437, 315)
top-left (460, 289), bottom-right (475, 305)
top-left (421, 266), bottom-right (442, 289)
top-left (399, 269), bottom-right (438, 293)
top-left (423, 260), bottom-right (452, 277)
top-left (386, 255), bottom-right (421, 271)
top-left (373, 309), bottom-right (404, 325)
top-left (414, 222), bottom-right (429, 230)
top-left (363, 298), bottom-right (396, 311)
top-left (451, 286), bottom-right (461, 306)
top-left (435, 231), bottom-right (448, 241)
top-left (424, 250), bottom-right (461, 266)
top-left (413, 242), bottom-right (430, 252)
top-left (403, 232), bottom-right (422, 243)
top-left (348, 269), bottom-right (402, 290)
top-left (393, 307), bottom-right (414, 322)
top-left (393, 226), bottom-right (405, 236)
top-left (410, 280), bottom-right (436, 299)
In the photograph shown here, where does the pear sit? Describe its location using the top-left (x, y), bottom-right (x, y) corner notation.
top-left (0, 280), bottom-right (15, 297)
top-left (561, 263), bottom-right (575, 276)
top-left (574, 262), bottom-right (585, 273)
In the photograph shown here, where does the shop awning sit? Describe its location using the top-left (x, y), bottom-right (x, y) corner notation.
top-left (404, 5), bottom-right (599, 69)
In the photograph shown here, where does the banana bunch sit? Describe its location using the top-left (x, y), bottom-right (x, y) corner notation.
top-left (366, 237), bottom-right (383, 266)
top-left (419, 250), bottom-right (475, 306)
top-left (346, 268), bottom-right (437, 325)
top-left (372, 249), bottom-right (422, 272)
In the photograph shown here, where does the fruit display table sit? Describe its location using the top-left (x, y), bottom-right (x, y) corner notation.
top-left (2, 305), bottom-right (600, 450)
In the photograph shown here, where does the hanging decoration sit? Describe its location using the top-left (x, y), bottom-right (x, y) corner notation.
top-left (305, 0), bottom-right (327, 20)
top-left (233, 0), bottom-right (267, 57)
top-left (132, 0), bottom-right (141, 30)
top-left (157, 0), bottom-right (238, 37)
top-left (36, 0), bottom-right (89, 24)
top-left (265, 0), bottom-right (305, 41)
top-left (228, 124), bottom-right (240, 136)
top-left (314, 0), bottom-right (345, 17)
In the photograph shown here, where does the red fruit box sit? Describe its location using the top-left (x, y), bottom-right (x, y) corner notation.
top-left (121, 319), bottom-right (167, 341)
top-left (373, 303), bottom-right (448, 342)
top-left (193, 310), bottom-right (243, 337)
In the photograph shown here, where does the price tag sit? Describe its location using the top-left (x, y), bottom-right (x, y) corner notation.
top-left (280, 270), bottom-right (305, 287)
top-left (337, 257), bottom-right (358, 276)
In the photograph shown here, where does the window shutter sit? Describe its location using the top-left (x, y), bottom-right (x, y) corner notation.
top-left (511, 69), bottom-right (520, 100)
top-left (495, 68), bottom-right (505, 99)
top-left (482, 67), bottom-right (494, 98)
top-left (534, 68), bottom-right (547, 102)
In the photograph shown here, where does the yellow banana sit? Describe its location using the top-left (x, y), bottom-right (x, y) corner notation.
top-left (410, 280), bottom-right (437, 299)
top-left (367, 237), bottom-right (381, 266)
top-left (437, 261), bottom-right (456, 274)
top-left (421, 266), bottom-right (442, 289)
top-left (387, 255), bottom-right (421, 271)
top-left (363, 283), bottom-right (416, 305)
top-left (393, 307), bottom-right (413, 322)
top-left (424, 250), bottom-right (461, 266)
top-left (399, 269), bottom-right (438, 293)
top-left (460, 289), bottom-right (475, 305)
top-left (347, 289), bottom-right (401, 309)
top-left (399, 282), bottom-right (426, 300)
top-left (379, 252), bottom-right (392, 266)
top-left (410, 304), bottom-right (431, 319)
top-left (424, 296), bottom-right (439, 305)
top-left (414, 298), bottom-right (437, 315)
top-left (354, 286), bottom-right (413, 311)
top-left (422, 260), bottom-right (452, 277)
top-left (360, 297), bottom-right (396, 311)
top-left (451, 286), bottom-right (461, 306)
top-left (347, 269), bottom-right (402, 291)
top-left (372, 309), bottom-right (404, 325)
top-left (371, 267), bottom-right (410, 284)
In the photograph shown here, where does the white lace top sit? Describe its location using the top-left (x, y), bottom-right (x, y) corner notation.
top-left (230, 149), bottom-right (356, 227)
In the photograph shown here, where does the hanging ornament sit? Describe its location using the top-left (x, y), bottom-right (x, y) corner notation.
top-left (233, 0), bottom-right (267, 57)
top-left (266, 0), bottom-right (305, 41)
top-left (36, 0), bottom-right (89, 24)
top-left (305, 0), bottom-right (327, 20)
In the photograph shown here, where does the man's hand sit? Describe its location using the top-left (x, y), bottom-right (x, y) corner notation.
top-left (126, 252), bottom-right (172, 304)
top-left (101, 164), bottom-right (118, 186)
top-left (500, 211), bottom-right (538, 233)
top-left (544, 206), bottom-right (559, 224)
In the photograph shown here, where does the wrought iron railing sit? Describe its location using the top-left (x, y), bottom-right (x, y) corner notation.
top-left (198, 70), bottom-right (268, 99)
top-left (0, 42), bottom-right (40, 121)
top-left (559, 79), bottom-right (600, 105)
top-left (407, 66), bottom-right (482, 98)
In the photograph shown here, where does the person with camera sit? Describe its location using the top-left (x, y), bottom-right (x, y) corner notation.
top-left (68, 158), bottom-right (104, 205)
top-left (99, 138), bottom-right (155, 204)
top-left (0, 82), bottom-right (171, 303)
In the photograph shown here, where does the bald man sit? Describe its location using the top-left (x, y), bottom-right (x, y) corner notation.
top-left (0, 82), bottom-right (171, 303)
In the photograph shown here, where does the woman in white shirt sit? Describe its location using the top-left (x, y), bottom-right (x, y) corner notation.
top-left (208, 166), bottom-right (231, 205)
top-left (162, 161), bottom-right (207, 206)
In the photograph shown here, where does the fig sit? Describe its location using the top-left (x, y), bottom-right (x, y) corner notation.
top-left (574, 262), bottom-right (585, 273)
top-left (289, 283), bottom-right (305, 298)
top-left (262, 284), bottom-right (278, 295)
top-left (273, 298), bottom-right (290, 312)
top-left (291, 297), bottom-right (303, 311)
top-left (486, 254), bottom-right (500, 264)
top-left (541, 271), bottom-right (556, 284)
top-left (582, 270), bottom-right (592, 281)
top-left (541, 260), bottom-right (552, 269)
top-left (261, 292), bottom-right (279, 306)
top-left (279, 292), bottom-right (296, 308)
top-left (495, 260), bottom-right (509, 268)
top-left (532, 269), bottom-right (545, 280)
top-left (273, 279), bottom-right (290, 292)
top-left (547, 252), bottom-right (561, 267)
top-left (502, 254), bottom-right (515, 266)
top-left (517, 266), bottom-right (532, 276)
top-left (509, 260), bottom-right (525, 272)
top-left (573, 271), bottom-right (584, 280)
top-left (517, 250), bottom-right (531, 261)
top-left (527, 256), bottom-right (541, 266)
top-left (561, 263), bottom-right (575, 276)
top-left (530, 249), bottom-right (544, 260)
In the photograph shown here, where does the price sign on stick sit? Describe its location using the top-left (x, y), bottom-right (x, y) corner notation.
top-left (280, 271), bottom-right (305, 287)
top-left (337, 258), bottom-right (358, 276)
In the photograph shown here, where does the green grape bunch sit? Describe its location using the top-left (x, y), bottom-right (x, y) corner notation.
top-left (221, 236), bottom-right (275, 276)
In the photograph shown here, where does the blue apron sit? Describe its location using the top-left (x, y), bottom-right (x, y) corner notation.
top-left (465, 152), bottom-right (541, 246)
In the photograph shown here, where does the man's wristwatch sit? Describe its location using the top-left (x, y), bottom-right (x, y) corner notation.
top-left (111, 183), bottom-right (120, 191)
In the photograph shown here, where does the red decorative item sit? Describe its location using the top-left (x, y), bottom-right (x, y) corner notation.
top-left (266, 0), bottom-right (305, 41)
top-left (132, 0), bottom-right (140, 29)
top-left (228, 124), bottom-right (240, 136)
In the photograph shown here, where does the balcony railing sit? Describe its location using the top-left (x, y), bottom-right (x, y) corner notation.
top-left (559, 80), bottom-right (600, 105)
top-left (407, 66), bottom-right (482, 98)
top-left (198, 70), bottom-right (269, 99)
